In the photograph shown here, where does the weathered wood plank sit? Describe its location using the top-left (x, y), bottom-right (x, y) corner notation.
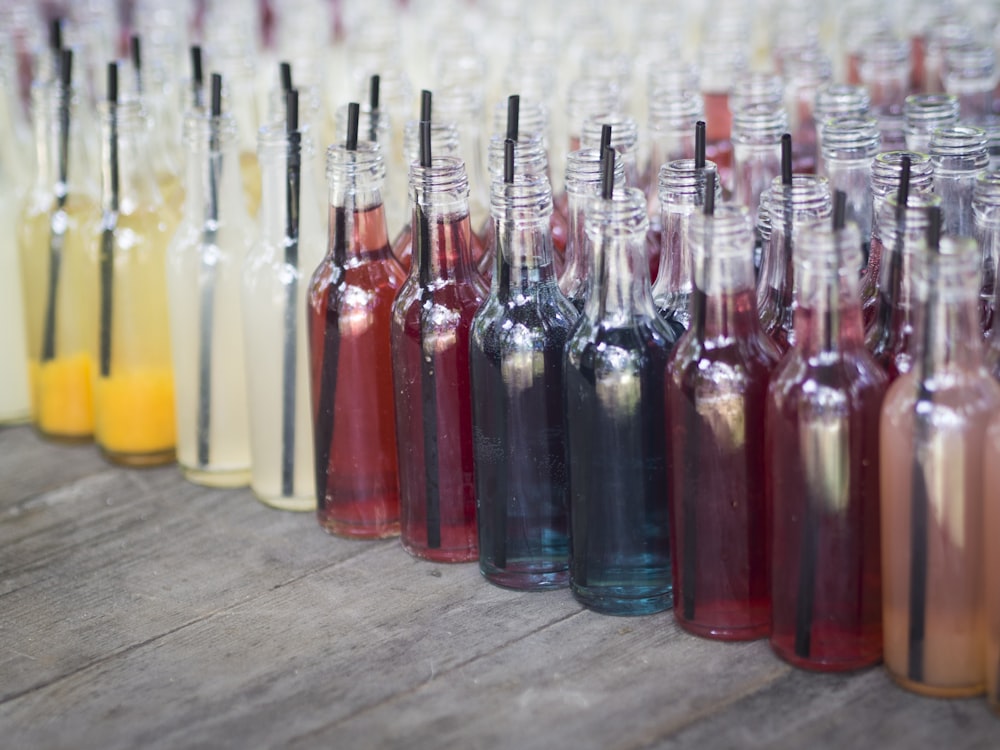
top-left (0, 425), bottom-right (109, 509)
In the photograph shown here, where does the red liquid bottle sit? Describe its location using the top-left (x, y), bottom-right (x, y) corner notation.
top-left (767, 220), bottom-right (887, 671)
top-left (758, 174), bottom-right (833, 353)
top-left (307, 139), bottom-right (405, 539)
top-left (665, 203), bottom-right (781, 640)
top-left (698, 39), bottom-right (744, 193)
top-left (865, 190), bottom-right (941, 381)
top-left (859, 151), bottom-right (934, 326)
top-left (391, 154), bottom-right (486, 562)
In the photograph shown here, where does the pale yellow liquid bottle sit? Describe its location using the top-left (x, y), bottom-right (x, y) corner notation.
top-left (166, 102), bottom-right (252, 487)
top-left (17, 75), bottom-right (100, 440)
top-left (94, 87), bottom-right (180, 466)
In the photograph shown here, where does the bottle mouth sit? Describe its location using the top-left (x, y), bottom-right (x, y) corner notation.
top-left (325, 140), bottom-right (385, 183)
top-left (871, 150), bottom-right (934, 187)
top-left (257, 121), bottom-right (316, 158)
top-left (491, 98), bottom-right (549, 142)
top-left (585, 187), bottom-right (649, 237)
top-left (487, 133), bottom-right (548, 177)
top-left (728, 72), bottom-right (784, 112)
top-left (903, 93), bottom-right (959, 125)
top-left (564, 147), bottom-right (625, 193)
top-left (732, 103), bottom-right (787, 140)
top-left (820, 116), bottom-right (881, 155)
top-left (410, 155), bottom-right (469, 197)
top-left (581, 112), bottom-right (639, 151)
top-left (814, 83), bottom-right (870, 119)
top-left (768, 174), bottom-right (832, 216)
top-left (658, 158), bottom-right (719, 202)
top-left (490, 171), bottom-right (553, 222)
top-left (404, 120), bottom-right (461, 165)
top-left (974, 170), bottom-right (1000, 206)
top-left (929, 124), bottom-right (989, 158)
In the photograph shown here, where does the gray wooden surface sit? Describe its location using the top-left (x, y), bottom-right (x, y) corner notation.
top-left (0, 423), bottom-right (997, 749)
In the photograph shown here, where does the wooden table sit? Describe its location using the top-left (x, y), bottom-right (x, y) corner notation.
top-left (1, 424), bottom-right (996, 748)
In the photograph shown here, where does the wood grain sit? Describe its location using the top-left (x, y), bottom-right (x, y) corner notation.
top-left (0, 425), bottom-right (996, 748)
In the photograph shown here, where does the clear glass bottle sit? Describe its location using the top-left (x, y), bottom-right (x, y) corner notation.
top-left (242, 123), bottom-right (324, 511)
top-left (166, 97), bottom-right (251, 486)
top-left (435, 86), bottom-right (489, 238)
top-left (903, 93), bottom-right (959, 154)
top-left (18, 65), bottom-right (99, 439)
top-left (820, 116), bottom-right (881, 258)
top-left (919, 17), bottom-right (974, 94)
top-left (860, 151), bottom-right (935, 323)
top-left (866, 191), bottom-right (942, 382)
top-left (767, 220), bottom-right (887, 670)
top-left (782, 47), bottom-right (834, 175)
top-left (728, 72), bottom-right (785, 115)
top-left (758, 175), bottom-right (833, 353)
top-left (986, 412), bottom-right (1000, 712)
top-left (930, 124), bottom-right (989, 239)
top-left (731, 103), bottom-right (786, 220)
top-left (644, 91), bottom-right (703, 223)
top-left (565, 186), bottom-right (677, 615)
top-left (814, 84), bottom-right (871, 175)
top-left (564, 77), bottom-right (620, 156)
top-left (756, 185), bottom-right (774, 279)
top-left (558, 147), bottom-right (625, 311)
top-left (307, 139), bottom-right (405, 538)
top-left (976, 172), bottom-right (1000, 335)
top-left (93, 87), bottom-right (180, 466)
top-left (858, 33), bottom-right (912, 151)
top-left (943, 42), bottom-right (998, 121)
top-left (470, 171), bottom-right (578, 590)
top-left (581, 113), bottom-right (640, 192)
top-left (881, 236), bottom-right (1000, 697)
top-left (391, 155), bottom-right (485, 562)
top-left (652, 158), bottom-right (721, 335)
top-left (699, 40), bottom-right (745, 191)
top-left (665, 203), bottom-right (781, 639)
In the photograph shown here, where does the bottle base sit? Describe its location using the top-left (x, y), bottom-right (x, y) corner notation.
top-left (571, 585), bottom-right (673, 616)
top-left (481, 566), bottom-right (569, 591)
top-left (402, 541), bottom-right (478, 563)
top-left (254, 491), bottom-right (315, 513)
top-left (675, 615), bottom-right (769, 641)
top-left (318, 516), bottom-right (400, 540)
top-left (181, 465), bottom-right (251, 488)
top-left (100, 446), bottom-right (176, 468)
top-left (36, 427), bottom-right (93, 445)
top-left (771, 642), bottom-right (882, 673)
top-left (886, 670), bottom-right (985, 698)
top-left (0, 411), bottom-right (32, 426)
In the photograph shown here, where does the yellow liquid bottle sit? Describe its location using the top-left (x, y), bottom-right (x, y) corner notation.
top-left (93, 96), bottom-right (179, 466)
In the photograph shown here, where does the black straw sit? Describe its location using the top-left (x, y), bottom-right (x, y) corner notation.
top-left (345, 102), bottom-right (359, 151)
top-left (40, 48), bottom-right (74, 364)
top-left (191, 46), bottom-right (204, 109)
top-left (506, 94), bottom-right (519, 142)
top-left (130, 35), bottom-right (142, 94)
top-left (600, 147), bottom-right (615, 200)
top-left (872, 156), bottom-right (912, 355)
top-left (368, 75), bottom-right (380, 143)
top-left (503, 137), bottom-right (514, 184)
top-left (694, 120), bottom-right (706, 170)
top-left (280, 88), bottom-right (302, 496)
top-left (99, 63), bottom-right (119, 378)
top-left (421, 89), bottom-right (432, 123)
top-left (908, 205), bottom-right (941, 682)
top-left (703, 170), bottom-right (716, 217)
top-left (50, 18), bottom-right (62, 52)
top-left (419, 118), bottom-right (432, 168)
top-left (600, 123), bottom-right (612, 162)
top-left (781, 133), bottom-right (793, 186)
top-left (280, 61), bottom-right (292, 94)
top-left (833, 190), bottom-right (847, 231)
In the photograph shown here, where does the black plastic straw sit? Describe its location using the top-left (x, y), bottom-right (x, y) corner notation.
top-left (280, 88), bottom-right (301, 497)
top-left (368, 75), bottom-right (380, 142)
top-left (99, 63), bottom-right (118, 378)
top-left (40, 49), bottom-right (73, 364)
top-left (421, 89), bottom-right (432, 123)
top-left (50, 18), bottom-right (62, 52)
top-left (130, 35), bottom-right (142, 94)
top-left (280, 61), bottom-right (292, 94)
top-left (191, 46), bottom-right (204, 109)
top-left (345, 102), bottom-right (359, 151)
top-left (415, 119), bottom-right (441, 548)
top-left (506, 94), bottom-right (519, 142)
top-left (194, 74), bottom-right (223, 468)
top-left (695, 121), bottom-right (706, 171)
top-left (908, 205), bottom-right (941, 681)
top-left (780, 133), bottom-right (795, 317)
top-left (600, 145), bottom-right (615, 200)
top-left (503, 137), bottom-right (514, 184)
top-left (873, 156), bottom-right (912, 349)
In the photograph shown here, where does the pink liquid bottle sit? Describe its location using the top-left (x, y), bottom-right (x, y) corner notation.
top-left (880, 212), bottom-right (1000, 697)
top-left (665, 190), bottom-right (782, 640)
top-left (866, 183), bottom-right (942, 382)
top-left (813, 84), bottom-right (871, 178)
top-left (985, 412), bottom-right (1000, 712)
top-left (858, 33), bottom-right (912, 151)
top-left (859, 151), bottom-right (934, 323)
top-left (767, 200), bottom-right (887, 671)
top-left (757, 138), bottom-right (833, 353)
top-left (391, 127), bottom-right (486, 563)
top-left (307, 105), bottom-right (405, 538)
top-left (973, 171), bottom-right (1000, 335)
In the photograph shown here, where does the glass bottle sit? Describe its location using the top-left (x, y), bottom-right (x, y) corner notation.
top-left (391, 155), bottom-right (485, 562)
top-left (820, 116), bottom-right (881, 259)
top-left (728, 72), bottom-right (785, 115)
top-left (767, 220), bottom-right (887, 670)
top-left (866, 191), bottom-right (942, 381)
top-left (665, 203), bottom-right (782, 639)
top-left (242, 121), bottom-right (324, 511)
top-left (166, 96), bottom-right (251, 486)
top-left (881, 236), bottom-right (1000, 697)
top-left (435, 86), bottom-right (489, 239)
top-left (93, 71), bottom-right (180, 466)
top-left (943, 42), bottom-right (998, 121)
top-left (652, 158), bottom-right (721, 335)
top-left (860, 151), bottom-right (935, 321)
top-left (307, 139), bottom-right (405, 538)
top-left (559, 147), bottom-right (625, 311)
top-left (919, 16), bottom-right (975, 94)
top-left (699, 41), bottom-right (745, 191)
top-left (18, 64), bottom-right (99, 439)
top-left (564, 77), bottom-right (620, 156)
top-left (974, 172), bottom-right (1000, 335)
top-left (782, 47), bottom-right (834, 175)
top-left (470, 171), bottom-right (577, 590)
top-left (858, 33), bottom-right (912, 151)
top-left (930, 124), bottom-right (989, 239)
top-left (903, 93), bottom-right (959, 154)
top-left (644, 91), bottom-right (703, 224)
top-left (565, 186), bottom-right (677, 615)
top-left (758, 174), bottom-right (833, 353)
top-left (731, 103), bottom-right (786, 220)
top-left (986, 412), bottom-right (1000, 712)
top-left (580, 114), bottom-right (640, 192)
top-left (814, 83), bottom-right (871, 176)
top-left (756, 185), bottom-right (774, 279)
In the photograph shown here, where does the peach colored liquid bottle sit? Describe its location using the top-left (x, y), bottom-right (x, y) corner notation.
top-left (984, 413), bottom-right (1000, 712)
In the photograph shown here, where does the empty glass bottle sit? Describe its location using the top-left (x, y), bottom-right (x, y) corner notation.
top-left (470, 171), bottom-right (577, 590)
top-left (929, 124), bottom-right (989, 239)
top-left (565, 186), bottom-right (677, 615)
top-left (644, 91), bottom-right (703, 223)
top-left (767, 220), bottom-right (886, 671)
top-left (820, 116), bottom-right (881, 258)
top-left (903, 93), bottom-right (959, 154)
top-left (943, 42), bottom-right (998, 121)
top-left (880, 236), bottom-right (1000, 697)
top-left (665, 203), bottom-right (781, 640)
top-left (814, 83), bottom-right (871, 176)
top-left (731, 103), bottom-right (786, 220)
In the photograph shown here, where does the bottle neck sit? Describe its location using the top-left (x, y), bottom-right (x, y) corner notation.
top-left (914, 288), bottom-right (984, 374)
top-left (182, 115), bottom-right (245, 227)
top-left (100, 102), bottom-right (161, 213)
top-left (33, 85), bottom-right (93, 197)
top-left (494, 217), bottom-right (557, 297)
top-left (409, 158), bottom-right (476, 282)
top-left (793, 231), bottom-right (866, 356)
top-left (259, 130), bottom-right (319, 252)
